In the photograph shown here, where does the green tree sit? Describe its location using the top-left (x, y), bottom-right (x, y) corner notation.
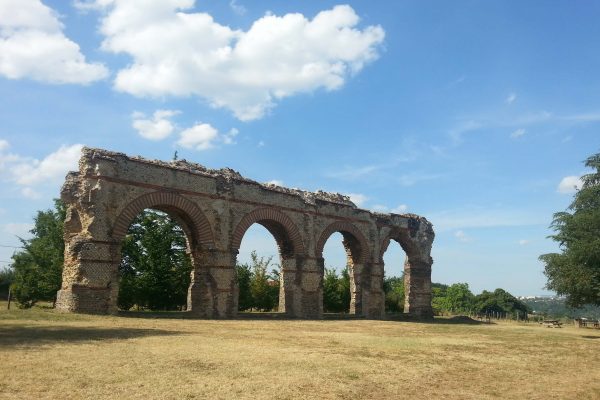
top-left (0, 267), bottom-right (15, 299)
top-left (474, 288), bottom-right (529, 316)
top-left (540, 152), bottom-right (600, 307)
top-left (323, 268), bottom-right (342, 312)
top-left (322, 266), bottom-right (351, 313)
top-left (10, 200), bottom-right (65, 308)
top-left (443, 283), bottom-right (475, 314)
top-left (236, 262), bottom-right (253, 311)
top-left (118, 209), bottom-right (192, 311)
top-left (248, 251), bottom-right (279, 311)
top-left (384, 275), bottom-right (404, 312)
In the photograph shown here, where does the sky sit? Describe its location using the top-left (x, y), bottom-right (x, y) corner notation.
top-left (0, 0), bottom-right (599, 296)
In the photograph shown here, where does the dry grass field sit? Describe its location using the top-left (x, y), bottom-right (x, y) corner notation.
top-left (1, 304), bottom-right (599, 400)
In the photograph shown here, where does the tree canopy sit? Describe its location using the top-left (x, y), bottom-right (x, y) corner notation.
top-left (118, 209), bottom-right (192, 311)
top-left (10, 200), bottom-right (65, 308)
top-left (540, 152), bottom-right (600, 307)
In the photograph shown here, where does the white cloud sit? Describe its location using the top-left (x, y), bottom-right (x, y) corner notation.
top-left (257, 141), bottom-right (265, 147)
top-left (21, 187), bottom-right (41, 199)
top-left (9, 144), bottom-right (83, 186)
top-left (0, 0), bottom-right (108, 84)
top-left (518, 239), bottom-right (530, 246)
top-left (557, 175), bottom-right (583, 194)
top-left (3, 222), bottom-right (34, 237)
top-left (222, 128), bottom-right (239, 145)
top-left (177, 123), bottom-right (219, 151)
top-left (346, 193), bottom-right (368, 207)
top-left (265, 179), bottom-right (283, 186)
top-left (454, 230), bottom-right (472, 243)
top-left (132, 109), bottom-right (180, 140)
top-left (229, 0), bottom-right (246, 16)
top-left (510, 128), bottom-right (526, 139)
top-left (88, 1), bottom-right (384, 120)
top-left (0, 139), bottom-right (9, 151)
top-left (506, 93), bottom-right (517, 104)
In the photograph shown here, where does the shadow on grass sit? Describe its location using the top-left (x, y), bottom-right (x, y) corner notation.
top-left (384, 313), bottom-right (493, 325)
top-left (118, 310), bottom-right (196, 319)
top-left (581, 335), bottom-right (600, 339)
top-left (0, 325), bottom-right (179, 347)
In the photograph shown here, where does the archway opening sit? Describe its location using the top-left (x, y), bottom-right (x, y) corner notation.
top-left (236, 223), bottom-right (282, 313)
top-left (322, 231), bottom-right (361, 315)
top-left (382, 239), bottom-right (407, 314)
top-left (117, 208), bottom-right (194, 312)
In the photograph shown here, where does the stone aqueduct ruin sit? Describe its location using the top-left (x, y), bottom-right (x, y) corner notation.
top-left (56, 148), bottom-right (435, 318)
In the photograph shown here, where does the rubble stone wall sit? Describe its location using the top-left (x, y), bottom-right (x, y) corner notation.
top-left (56, 148), bottom-right (435, 318)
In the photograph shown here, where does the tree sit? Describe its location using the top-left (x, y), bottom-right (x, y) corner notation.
top-left (247, 251), bottom-right (279, 311)
top-left (540, 152), bottom-right (600, 307)
top-left (384, 275), bottom-right (404, 312)
top-left (236, 262), bottom-right (253, 311)
top-left (10, 200), bottom-right (65, 308)
top-left (118, 209), bottom-right (192, 311)
top-left (474, 288), bottom-right (529, 317)
top-left (443, 283), bottom-right (475, 314)
top-left (0, 267), bottom-right (14, 299)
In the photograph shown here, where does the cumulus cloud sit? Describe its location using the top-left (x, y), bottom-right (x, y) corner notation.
top-left (177, 123), bottom-right (219, 151)
top-left (88, 1), bottom-right (384, 120)
top-left (132, 109), bottom-right (180, 140)
top-left (0, 0), bottom-right (108, 84)
top-left (518, 239), bottom-right (530, 246)
top-left (510, 128), bottom-right (526, 139)
top-left (0, 139), bottom-right (9, 151)
top-left (9, 144), bottom-right (83, 186)
top-left (557, 175), bottom-right (583, 194)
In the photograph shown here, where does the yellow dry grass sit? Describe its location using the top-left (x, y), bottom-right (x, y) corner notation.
top-left (1, 304), bottom-right (599, 400)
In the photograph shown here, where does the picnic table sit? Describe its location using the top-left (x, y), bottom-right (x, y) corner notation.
top-left (540, 320), bottom-right (563, 328)
top-left (575, 318), bottom-right (600, 328)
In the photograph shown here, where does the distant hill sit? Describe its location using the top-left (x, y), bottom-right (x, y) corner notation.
top-left (519, 296), bottom-right (600, 319)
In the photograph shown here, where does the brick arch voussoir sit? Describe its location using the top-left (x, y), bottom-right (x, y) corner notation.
top-left (231, 207), bottom-right (305, 256)
top-left (111, 191), bottom-right (214, 249)
top-left (316, 221), bottom-right (370, 264)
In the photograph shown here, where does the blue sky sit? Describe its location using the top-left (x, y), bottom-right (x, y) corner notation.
top-left (1, 0), bottom-right (599, 296)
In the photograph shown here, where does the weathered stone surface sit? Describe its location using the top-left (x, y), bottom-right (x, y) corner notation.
top-left (57, 147), bottom-right (435, 318)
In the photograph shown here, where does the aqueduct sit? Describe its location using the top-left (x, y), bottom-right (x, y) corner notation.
top-left (56, 148), bottom-right (435, 318)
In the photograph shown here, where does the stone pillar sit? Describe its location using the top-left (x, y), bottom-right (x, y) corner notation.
top-left (279, 256), bottom-right (302, 317)
top-left (297, 257), bottom-right (323, 319)
top-left (348, 262), bottom-right (364, 315)
top-left (404, 257), bottom-right (433, 318)
top-left (188, 249), bottom-right (237, 318)
top-left (363, 262), bottom-right (385, 318)
top-left (56, 239), bottom-right (121, 314)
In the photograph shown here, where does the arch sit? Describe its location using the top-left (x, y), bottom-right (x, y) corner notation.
top-left (379, 229), bottom-right (420, 264)
top-left (112, 191), bottom-right (214, 249)
top-left (231, 207), bottom-right (305, 257)
top-left (316, 221), bottom-right (369, 264)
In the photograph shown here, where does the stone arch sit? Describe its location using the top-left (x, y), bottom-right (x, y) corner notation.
top-left (112, 191), bottom-right (214, 249)
top-left (231, 207), bottom-right (305, 258)
top-left (378, 229), bottom-right (421, 264)
top-left (316, 221), bottom-right (369, 264)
